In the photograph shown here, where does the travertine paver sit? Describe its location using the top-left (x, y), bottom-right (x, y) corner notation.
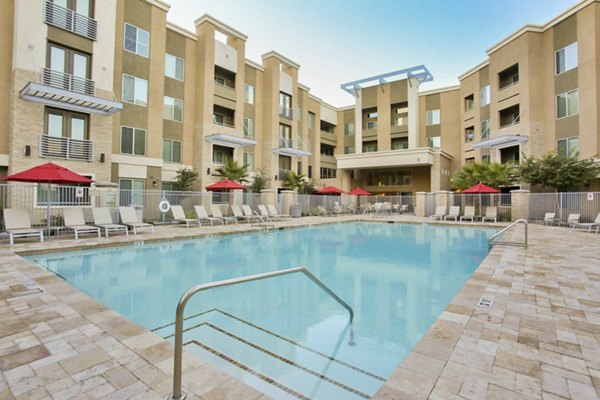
top-left (0, 215), bottom-right (599, 399)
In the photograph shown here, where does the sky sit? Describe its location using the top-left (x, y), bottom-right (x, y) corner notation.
top-left (166, 0), bottom-right (581, 107)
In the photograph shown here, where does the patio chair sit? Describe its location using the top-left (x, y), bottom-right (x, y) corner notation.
top-left (118, 206), bottom-right (154, 234)
top-left (543, 212), bottom-right (557, 225)
top-left (444, 206), bottom-right (460, 221)
top-left (3, 208), bottom-right (44, 245)
top-left (231, 205), bottom-right (252, 223)
top-left (170, 205), bottom-right (201, 228)
top-left (210, 205), bottom-right (237, 225)
top-left (92, 207), bottom-right (128, 237)
top-left (460, 206), bottom-right (476, 222)
top-left (567, 213), bottom-right (581, 228)
top-left (429, 206), bottom-right (446, 221)
top-left (267, 204), bottom-right (290, 219)
top-left (482, 206), bottom-right (498, 223)
top-left (398, 204), bottom-right (408, 214)
top-left (63, 208), bottom-right (101, 239)
top-left (570, 212), bottom-right (600, 233)
top-left (241, 205), bottom-right (256, 222)
top-left (193, 205), bottom-right (222, 226)
top-left (257, 205), bottom-right (274, 219)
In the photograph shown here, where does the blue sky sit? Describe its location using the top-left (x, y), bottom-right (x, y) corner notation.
top-left (167, 0), bottom-right (581, 107)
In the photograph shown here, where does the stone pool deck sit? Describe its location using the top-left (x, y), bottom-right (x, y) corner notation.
top-left (0, 215), bottom-right (599, 399)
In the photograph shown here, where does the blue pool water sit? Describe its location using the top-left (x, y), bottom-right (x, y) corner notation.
top-left (28, 223), bottom-right (494, 399)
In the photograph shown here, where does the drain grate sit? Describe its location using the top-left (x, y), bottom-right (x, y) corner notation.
top-left (475, 314), bottom-right (503, 324)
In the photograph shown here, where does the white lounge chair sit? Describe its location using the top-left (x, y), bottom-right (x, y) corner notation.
top-left (256, 205), bottom-right (275, 222)
top-left (63, 208), bottom-right (101, 239)
top-left (242, 205), bottom-right (256, 222)
top-left (210, 205), bottom-right (237, 225)
top-left (460, 206), bottom-right (476, 222)
top-left (170, 205), bottom-right (201, 228)
top-left (193, 205), bottom-right (222, 225)
top-left (571, 212), bottom-right (600, 233)
top-left (267, 204), bottom-right (290, 219)
top-left (118, 206), bottom-right (154, 234)
top-left (543, 212), bottom-right (557, 225)
top-left (92, 207), bottom-right (128, 237)
top-left (429, 206), bottom-right (446, 221)
top-left (231, 205), bottom-right (252, 223)
top-left (3, 209), bottom-right (44, 245)
top-left (444, 206), bottom-right (460, 221)
top-left (567, 213), bottom-right (581, 228)
top-left (482, 206), bottom-right (498, 222)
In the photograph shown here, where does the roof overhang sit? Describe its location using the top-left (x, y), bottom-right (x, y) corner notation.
top-left (340, 65), bottom-right (433, 97)
top-left (336, 148), bottom-right (451, 170)
top-left (472, 135), bottom-right (528, 149)
top-left (20, 82), bottom-right (122, 115)
top-left (205, 133), bottom-right (256, 148)
top-left (273, 147), bottom-right (311, 157)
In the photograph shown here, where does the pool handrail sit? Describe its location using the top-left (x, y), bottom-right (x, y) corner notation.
top-left (168, 266), bottom-right (354, 400)
top-left (488, 218), bottom-right (528, 249)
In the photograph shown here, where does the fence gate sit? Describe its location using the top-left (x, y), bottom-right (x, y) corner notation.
top-left (425, 193), bottom-right (436, 217)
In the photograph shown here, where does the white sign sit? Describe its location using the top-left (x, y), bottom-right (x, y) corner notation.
top-left (75, 187), bottom-right (84, 198)
top-left (588, 193), bottom-right (594, 201)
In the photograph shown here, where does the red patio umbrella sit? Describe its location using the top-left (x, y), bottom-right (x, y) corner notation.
top-left (205, 179), bottom-right (246, 191)
top-left (347, 187), bottom-right (371, 196)
top-left (317, 185), bottom-right (345, 195)
top-left (461, 183), bottom-right (499, 194)
top-left (1, 162), bottom-right (93, 231)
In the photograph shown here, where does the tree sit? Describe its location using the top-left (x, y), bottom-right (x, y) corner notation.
top-left (172, 168), bottom-right (198, 191)
top-left (282, 171), bottom-right (305, 191)
top-left (214, 158), bottom-right (249, 183)
top-left (450, 162), bottom-right (514, 190)
top-left (298, 180), bottom-right (317, 194)
top-left (248, 169), bottom-right (270, 193)
top-left (517, 152), bottom-right (600, 191)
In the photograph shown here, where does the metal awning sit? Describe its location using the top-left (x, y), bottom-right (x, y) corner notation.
top-left (272, 147), bottom-right (311, 157)
top-left (472, 135), bottom-right (528, 149)
top-left (205, 133), bottom-right (256, 148)
top-left (20, 82), bottom-right (122, 115)
top-left (340, 65), bottom-right (433, 97)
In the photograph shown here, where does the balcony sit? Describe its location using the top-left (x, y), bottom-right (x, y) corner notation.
top-left (44, 1), bottom-right (97, 41)
top-left (336, 147), bottom-right (449, 170)
top-left (39, 134), bottom-right (94, 162)
top-left (279, 105), bottom-right (294, 119)
top-left (20, 69), bottom-right (122, 115)
top-left (277, 169), bottom-right (290, 180)
top-left (273, 136), bottom-right (311, 157)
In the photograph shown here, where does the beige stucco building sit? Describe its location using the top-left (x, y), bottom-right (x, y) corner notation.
top-left (1, 0), bottom-right (599, 195)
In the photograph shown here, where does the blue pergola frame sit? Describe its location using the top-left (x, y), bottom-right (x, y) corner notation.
top-left (340, 65), bottom-right (434, 97)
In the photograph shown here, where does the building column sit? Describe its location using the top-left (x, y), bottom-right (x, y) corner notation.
top-left (354, 88), bottom-right (362, 154)
top-left (415, 191), bottom-right (427, 217)
top-left (407, 77), bottom-right (420, 149)
top-left (510, 189), bottom-right (530, 221)
top-left (435, 190), bottom-right (451, 212)
top-left (261, 189), bottom-right (277, 206)
top-left (280, 190), bottom-right (296, 215)
top-left (229, 189), bottom-right (244, 215)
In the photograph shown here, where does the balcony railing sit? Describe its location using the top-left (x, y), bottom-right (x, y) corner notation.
top-left (213, 115), bottom-right (235, 128)
top-left (279, 105), bottom-right (294, 119)
top-left (41, 68), bottom-right (95, 96)
top-left (277, 169), bottom-right (290, 180)
top-left (44, 1), bottom-right (98, 41)
top-left (278, 136), bottom-right (294, 149)
top-left (40, 134), bottom-right (94, 162)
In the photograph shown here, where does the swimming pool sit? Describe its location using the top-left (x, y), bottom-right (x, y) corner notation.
top-left (28, 222), bottom-right (494, 399)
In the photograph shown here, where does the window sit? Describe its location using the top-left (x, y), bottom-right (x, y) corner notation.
top-left (425, 109), bottom-right (440, 125)
top-left (162, 182), bottom-right (174, 191)
top-left (344, 145), bottom-right (354, 154)
top-left (558, 137), bottom-right (579, 157)
top-left (122, 74), bottom-right (148, 106)
top-left (481, 120), bottom-right (490, 139)
top-left (120, 126), bottom-right (146, 156)
top-left (427, 136), bottom-right (441, 149)
top-left (243, 152), bottom-right (254, 170)
top-left (213, 105), bottom-right (234, 127)
top-left (364, 121), bottom-right (377, 129)
top-left (214, 66), bottom-right (235, 89)
top-left (163, 139), bottom-right (181, 163)
top-left (363, 141), bottom-right (377, 153)
top-left (119, 179), bottom-right (145, 206)
top-left (498, 64), bottom-right (519, 89)
top-left (244, 84), bottom-right (255, 104)
top-left (243, 118), bottom-right (254, 138)
top-left (480, 85), bottom-right (490, 106)
top-left (394, 117), bottom-right (407, 126)
top-left (556, 42), bottom-right (578, 75)
top-left (392, 138), bottom-right (408, 150)
top-left (47, 43), bottom-right (91, 93)
top-left (45, 108), bottom-right (88, 140)
top-left (278, 123), bottom-right (291, 139)
top-left (164, 96), bottom-right (183, 122)
top-left (465, 157), bottom-right (475, 164)
top-left (43, 108), bottom-right (91, 161)
top-left (366, 171), bottom-right (412, 186)
top-left (482, 154), bottom-right (490, 164)
top-left (308, 112), bottom-right (315, 130)
top-left (124, 23), bottom-right (149, 57)
top-left (212, 145), bottom-right (233, 164)
top-left (279, 92), bottom-right (293, 119)
top-left (44, 0), bottom-right (95, 39)
top-left (320, 144), bottom-right (335, 156)
top-left (320, 167), bottom-right (336, 179)
top-left (464, 94), bottom-right (474, 111)
top-left (465, 126), bottom-right (475, 143)
top-left (344, 123), bottom-right (354, 136)
top-left (165, 54), bottom-right (184, 80)
top-left (499, 104), bottom-right (520, 127)
top-left (556, 89), bottom-right (579, 119)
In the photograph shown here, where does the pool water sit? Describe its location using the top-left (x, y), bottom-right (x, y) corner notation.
top-left (28, 223), bottom-right (494, 399)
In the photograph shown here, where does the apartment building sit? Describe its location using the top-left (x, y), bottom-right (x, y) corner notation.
top-left (1, 0), bottom-right (599, 197)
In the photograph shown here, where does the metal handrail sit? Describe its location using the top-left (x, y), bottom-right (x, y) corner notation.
top-left (488, 218), bottom-right (528, 249)
top-left (169, 267), bottom-right (354, 400)
top-left (251, 210), bottom-right (274, 228)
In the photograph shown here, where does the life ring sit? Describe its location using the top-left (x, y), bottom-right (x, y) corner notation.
top-left (158, 199), bottom-right (171, 213)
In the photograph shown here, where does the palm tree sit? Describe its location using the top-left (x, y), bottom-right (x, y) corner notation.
top-left (214, 158), bottom-right (249, 183)
top-left (282, 171), bottom-right (305, 191)
top-left (450, 162), bottom-right (513, 190)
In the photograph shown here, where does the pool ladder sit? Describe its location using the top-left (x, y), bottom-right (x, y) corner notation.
top-left (167, 266), bottom-right (355, 400)
top-left (251, 211), bottom-right (274, 229)
top-left (488, 218), bottom-right (528, 250)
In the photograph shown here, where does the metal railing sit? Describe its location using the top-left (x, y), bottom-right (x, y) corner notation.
top-left (168, 266), bottom-right (354, 400)
top-left (41, 68), bottom-right (96, 96)
top-left (278, 136), bottom-right (294, 149)
top-left (488, 218), bottom-right (528, 249)
top-left (44, 0), bottom-right (98, 40)
top-left (39, 134), bottom-right (94, 162)
top-left (251, 210), bottom-right (274, 228)
top-left (279, 105), bottom-right (294, 119)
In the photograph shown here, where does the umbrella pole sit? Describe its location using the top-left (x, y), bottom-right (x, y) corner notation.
top-left (47, 183), bottom-right (52, 233)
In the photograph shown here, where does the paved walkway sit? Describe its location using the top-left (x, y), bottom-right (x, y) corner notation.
top-left (0, 215), bottom-right (599, 399)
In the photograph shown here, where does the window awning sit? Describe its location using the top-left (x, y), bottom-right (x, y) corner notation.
top-left (472, 135), bottom-right (528, 149)
top-left (205, 133), bottom-right (256, 148)
top-left (272, 147), bottom-right (311, 157)
top-left (20, 82), bottom-right (123, 115)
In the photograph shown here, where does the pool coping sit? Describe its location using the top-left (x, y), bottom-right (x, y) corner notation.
top-left (1, 215), bottom-right (599, 399)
